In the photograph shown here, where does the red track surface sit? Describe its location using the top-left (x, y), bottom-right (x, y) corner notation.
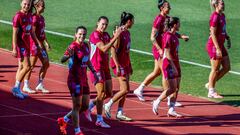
top-left (0, 48), bottom-right (240, 135)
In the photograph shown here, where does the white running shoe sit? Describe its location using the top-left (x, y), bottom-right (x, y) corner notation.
top-left (36, 84), bottom-right (49, 94)
top-left (152, 100), bottom-right (160, 115)
top-left (167, 97), bottom-right (182, 107)
top-left (12, 87), bottom-right (25, 99)
top-left (208, 91), bottom-right (223, 98)
top-left (133, 89), bottom-right (145, 101)
top-left (116, 112), bottom-right (133, 121)
top-left (103, 104), bottom-right (111, 119)
top-left (174, 102), bottom-right (182, 107)
top-left (167, 109), bottom-right (183, 118)
top-left (95, 120), bottom-right (111, 128)
top-left (84, 110), bottom-right (92, 122)
top-left (23, 86), bottom-right (36, 94)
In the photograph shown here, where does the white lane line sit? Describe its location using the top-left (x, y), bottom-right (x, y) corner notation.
top-left (1, 19), bottom-right (239, 75)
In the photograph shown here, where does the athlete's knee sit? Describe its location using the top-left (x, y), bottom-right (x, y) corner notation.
top-left (23, 65), bottom-right (31, 72)
top-left (211, 67), bottom-right (219, 73)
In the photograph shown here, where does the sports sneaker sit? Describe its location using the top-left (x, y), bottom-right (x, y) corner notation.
top-left (103, 104), bottom-right (111, 119)
top-left (12, 87), bottom-right (25, 99)
top-left (36, 84), bottom-right (49, 94)
top-left (167, 98), bottom-right (182, 107)
top-left (95, 120), bottom-right (111, 128)
top-left (133, 89), bottom-right (145, 101)
top-left (208, 92), bottom-right (223, 98)
top-left (116, 112), bottom-right (133, 121)
top-left (84, 110), bottom-right (92, 122)
top-left (23, 86), bottom-right (36, 94)
top-left (57, 117), bottom-right (67, 135)
top-left (174, 102), bottom-right (182, 107)
top-left (152, 100), bottom-right (160, 115)
top-left (167, 109), bottom-right (183, 118)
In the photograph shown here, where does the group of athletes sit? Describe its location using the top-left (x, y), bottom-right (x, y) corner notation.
top-left (10, 0), bottom-right (231, 134)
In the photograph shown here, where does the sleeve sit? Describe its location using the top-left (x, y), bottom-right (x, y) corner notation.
top-left (153, 16), bottom-right (162, 29)
top-left (175, 32), bottom-right (181, 38)
top-left (90, 31), bottom-right (102, 45)
top-left (210, 13), bottom-right (219, 27)
top-left (32, 15), bottom-right (38, 27)
top-left (12, 13), bottom-right (20, 28)
top-left (163, 34), bottom-right (172, 49)
top-left (64, 43), bottom-right (75, 57)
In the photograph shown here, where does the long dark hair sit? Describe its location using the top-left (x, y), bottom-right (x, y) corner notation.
top-left (164, 17), bottom-right (179, 31)
top-left (120, 11), bottom-right (134, 26)
top-left (74, 26), bottom-right (87, 41)
top-left (158, 0), bottom-right (168, 10)
top-left (98, 16), bottom-right (109, 23)
top-left (75, 26), bottom-right (87, 34)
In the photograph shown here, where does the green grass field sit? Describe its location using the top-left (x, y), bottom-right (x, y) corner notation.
top-left (0, 0), bottom-right (240, 106)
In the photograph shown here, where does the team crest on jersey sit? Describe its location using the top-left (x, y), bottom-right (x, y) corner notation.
top-left (82, 56), bottom-right (89, 62)
top-left (26, 24), bottom-right (31, 31)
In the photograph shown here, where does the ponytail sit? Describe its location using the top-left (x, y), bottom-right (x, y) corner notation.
top-left (120, 11), bottom-right (134, 26)
top-left (158, 0), bottom-right (167, 10)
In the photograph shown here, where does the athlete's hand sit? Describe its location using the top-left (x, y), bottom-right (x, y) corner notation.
top-left (158, 49), bottom-right (163, 58)
top-left (12, 49), bottom-right (17, 57)
top-left (116, 66), bottom-right (121, 76)
top-left (172, 66), bottom-right (178, 77)
top-left (182, 35), bottom-right (189, 42)
top-left (216, 48), bottom-right (222, 59)
top-left (114, 26), bottom-right (124, 37)
top-left (46, 43), bottom-right (51, 51)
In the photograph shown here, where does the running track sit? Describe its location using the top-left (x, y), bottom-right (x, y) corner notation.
top-left (0, 48), bottom-right (240, 135)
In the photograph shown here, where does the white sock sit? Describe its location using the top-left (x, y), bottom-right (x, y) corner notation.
top-left (138, 83), bottom-right (145, 92)
top-left (117, 107), bottom-right (123, 114)
top-left (209, 88), bottom-right (215, 94)
top-left (97, 114), bottom-right (103, 121)
top-left (63, 115), bottom-right (70, 123)
top-left (105, 99), bottom-right (113, 107)
top-left (24, 80), bottom-right (29, 87)
top-left (14, 81), bottom-right (21, 89)
top-left (156, 96), bottom-right (161, 104)
top-left (74, 127), bottom-right (81, 134)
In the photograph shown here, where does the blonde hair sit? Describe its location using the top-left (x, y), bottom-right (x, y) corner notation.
top-left (211, 0), bottom-right (224, 8)
top-left (33, 0), bottom-right (41, 6)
